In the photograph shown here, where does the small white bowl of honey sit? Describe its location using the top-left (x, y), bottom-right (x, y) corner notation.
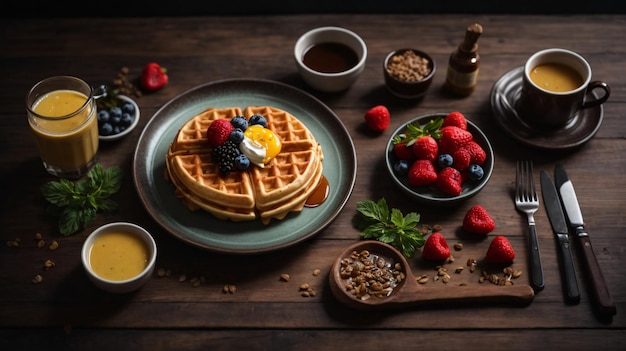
top-left (294, 26), bottom-right (367, 93)
top-left (81, 222), bottom-right (157, 294)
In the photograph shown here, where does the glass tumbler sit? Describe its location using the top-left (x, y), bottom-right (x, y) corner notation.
top-left (26, 76), bottom-right (99, 178)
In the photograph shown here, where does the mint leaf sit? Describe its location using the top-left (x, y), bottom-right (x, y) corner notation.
top-left (392, 116), bottom-right (444, 146)
top-left (355, 198), bottom-right (426, 258)
top-left (356, 199), bottom-right (388, 222)
top-left (41, 163), bottom-right (123, 236)
top-left (41, 179), bottom-right (76, 207)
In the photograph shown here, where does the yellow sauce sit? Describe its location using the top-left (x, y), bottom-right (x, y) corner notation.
top-left (89, 231), bottom-right (150, 281)
top-left (29, 89), bottom-right (98, 171)
top-left (244, 125), bottom-right (282, 163)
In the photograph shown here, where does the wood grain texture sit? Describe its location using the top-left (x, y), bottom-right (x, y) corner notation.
top-left (0, 14), bottom-right (625, 350)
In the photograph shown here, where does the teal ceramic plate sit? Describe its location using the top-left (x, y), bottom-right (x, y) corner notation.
top-left (133, 79), bottom-right (356, 254)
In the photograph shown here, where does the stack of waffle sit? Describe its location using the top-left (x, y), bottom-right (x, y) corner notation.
top-left (165, 106), bottom-right (324, 224)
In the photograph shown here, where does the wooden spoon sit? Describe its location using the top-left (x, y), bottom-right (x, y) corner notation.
top-left (329, 241), bottom-right (535, 310)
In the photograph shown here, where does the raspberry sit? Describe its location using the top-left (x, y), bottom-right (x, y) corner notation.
top-left (206, 119), bottom-right (235, 148)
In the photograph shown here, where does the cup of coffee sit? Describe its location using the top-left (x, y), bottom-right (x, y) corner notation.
top-left (518, 48), bottom-right (610, 129)
top-left (26, 76), bottom-right (100, 178)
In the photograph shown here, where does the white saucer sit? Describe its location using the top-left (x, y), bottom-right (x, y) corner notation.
top-left (490, 66), bottom-right (603, 150)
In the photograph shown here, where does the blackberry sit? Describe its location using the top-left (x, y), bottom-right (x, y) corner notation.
top-left (213, 140), bottom-right (241, 174)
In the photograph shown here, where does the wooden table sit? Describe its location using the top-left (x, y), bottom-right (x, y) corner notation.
top-left (1, 14), bottom-right (625, 350)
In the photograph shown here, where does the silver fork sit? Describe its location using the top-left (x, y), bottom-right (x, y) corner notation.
top-left (515, 160), bottom-right (545, 292)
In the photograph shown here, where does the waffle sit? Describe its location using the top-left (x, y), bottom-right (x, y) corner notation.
top-left (165, 106), bottom-right (324, 224)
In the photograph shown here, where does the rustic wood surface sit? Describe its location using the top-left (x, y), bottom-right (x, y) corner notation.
top-left (1, 14), bottom-right (625, 350)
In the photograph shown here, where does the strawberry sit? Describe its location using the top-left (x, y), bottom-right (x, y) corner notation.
top-left (463, 205), bottom-right (495, 234)
top-left (451, 147), bottom-right (472, 171)
top-left (439, 126), bottom-right (472, 154)
top-left (364, 105), bottom-right (390, 132)
top-left (422, 232), bottom-right (450, 260)
top-left (486, 236), bottom-right (516, 264)
top-left (412, 135), bottom-right (438, 161)
top-left (141, 62), bottom-right (168, 91)
top-left (437, 167), bottom-right (463, 195)
top-left (393, 142), bottom-right (416, 161)
top-left (408, 159), bottom-right (438, 186)
top-left (464, 140), bottom-right (486, 165)
top-left (206, 119), bottom-right (235, 147)
top-left (442, 111), bottom-right (467, 130)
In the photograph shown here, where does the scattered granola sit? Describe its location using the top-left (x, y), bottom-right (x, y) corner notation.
top-left (223, 284), bottom-right (237, 294)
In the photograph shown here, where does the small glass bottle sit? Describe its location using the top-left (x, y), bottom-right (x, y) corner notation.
top-left (445, 23), bottom-right (483, 97)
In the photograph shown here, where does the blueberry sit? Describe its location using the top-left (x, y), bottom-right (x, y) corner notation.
top-left (97, 110), bottom-right (110, 123)
top-left (110, 106), bottom-right (122, 119)
top-left (100, 122), bottom-right (113, 136)
top-left (121, 101), bottom-right (135, 114)
top-left (113, 125), bottom-right (121, 134)
top-left (234, 154), bottom-right (250, 170)
top-left (121, 113), bottom-right (134, 127)
top-left (393, 159), bottom-right (409, 176)
top-left (229, 128), bottom-right (245, 144)
top-left (437, 154), bottom-right (454, 168)
top-left (231, 115), bottom-right (248, 130)
top-left (249, 114), bottom-right (267, 127)
top-left (468, 164), bottom-right (484, 181)
top-left (111, 115), bottom-right (122, 125)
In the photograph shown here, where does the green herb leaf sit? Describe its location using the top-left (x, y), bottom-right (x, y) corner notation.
top-left (41, 178), bottom-right (76, 207)
top-left (355, 198), bottom-right (426, 258)
top-left (41, 163), bottom-right (123, 236)
top-left (392, 116), bottom-right (444, 145)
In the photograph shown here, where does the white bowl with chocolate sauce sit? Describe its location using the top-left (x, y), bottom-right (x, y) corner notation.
top-left (294, 26), bottom-right (367, 93)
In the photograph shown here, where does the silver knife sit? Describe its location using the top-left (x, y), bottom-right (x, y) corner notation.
top-left (540, 170), bottom-right (580, 304)
top-left (554, 164), bottom-right (616, 316)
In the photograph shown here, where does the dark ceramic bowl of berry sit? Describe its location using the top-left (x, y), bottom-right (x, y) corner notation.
top-left (97, 95), bottom-right (140, 141)
top-left (383, 48), bottom-right (436, 99)
top-left (385, 113), bottom-right (494, 206)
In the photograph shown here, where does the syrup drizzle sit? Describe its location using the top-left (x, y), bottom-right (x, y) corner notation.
top-left (305, 175), bottom-right (329, 208)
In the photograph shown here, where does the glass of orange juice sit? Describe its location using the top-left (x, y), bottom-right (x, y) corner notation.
top-left (26, 76), bottom-right (99, 178)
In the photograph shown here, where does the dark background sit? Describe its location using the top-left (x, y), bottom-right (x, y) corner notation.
top-left (5, 0), bottom-right (624, 18)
